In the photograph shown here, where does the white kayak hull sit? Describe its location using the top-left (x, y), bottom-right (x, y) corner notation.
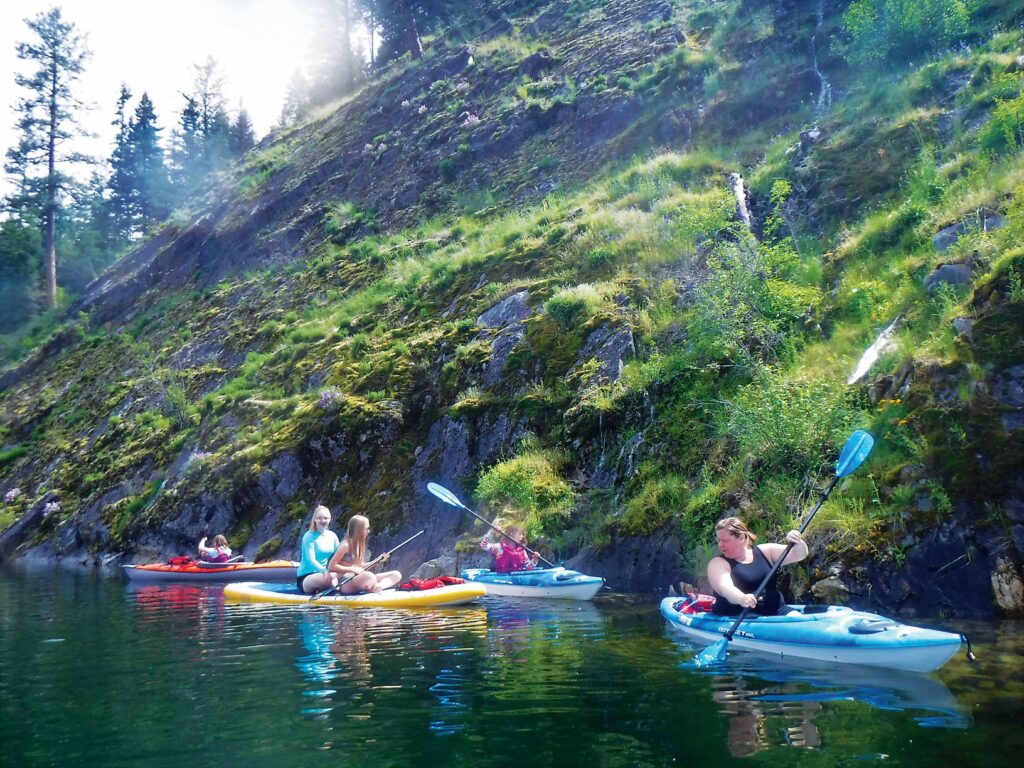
top-left (661, 597), bottom-right (962, 673)
top-left (461, 567), bottom-right (604, 600)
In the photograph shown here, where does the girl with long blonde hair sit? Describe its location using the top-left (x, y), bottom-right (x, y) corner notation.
top-left (328, 515), bottom-right (402, 594)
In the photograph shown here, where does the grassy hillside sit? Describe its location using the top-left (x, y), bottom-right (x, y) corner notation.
top-left (1, 0), bottom-right (1023, 614)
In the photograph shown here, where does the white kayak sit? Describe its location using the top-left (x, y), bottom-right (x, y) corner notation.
top-left (661, 596), bottom-right (965, 672)
top-left (460, 567), bottom-right (604, 600)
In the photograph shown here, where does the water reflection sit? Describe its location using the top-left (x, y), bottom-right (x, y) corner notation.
top-left (483, 597), bottom-right (607, 658)
top-left (668, 631), bottom-right (969, 756)
top-left (292, 606), bottom-right (488, 729)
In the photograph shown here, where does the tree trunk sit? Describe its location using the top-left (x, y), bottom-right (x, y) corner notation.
top-left (342, 0), bottom-right (354, 92)
top-left (402, 2), bottom-right (423, 59)
top-left (45, 55), bottom-right (58, 309)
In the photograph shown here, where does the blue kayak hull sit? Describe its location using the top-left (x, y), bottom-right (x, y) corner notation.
top-left (461, 567), bottom-right (604, 600)
top-left (660, 597), bottom-right (962, 672)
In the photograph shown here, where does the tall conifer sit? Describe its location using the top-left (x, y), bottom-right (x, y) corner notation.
top-left (4, 7), bottom-right (91, 309)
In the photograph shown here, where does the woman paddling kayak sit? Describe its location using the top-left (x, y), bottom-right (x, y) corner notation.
top-left (708, 517), bottom-right (807, 616)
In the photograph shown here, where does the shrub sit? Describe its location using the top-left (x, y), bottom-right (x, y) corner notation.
top-left (439, 157), bottom-right (457, 182)
top-left (721, 367), bottom-right (857, 475)
top-left (476, 446), bottom-right (576, 535)
top-left (841, 0), bottom-right (971, 66)
top-left (688, 240), bottom-right (822, 368)
top-left (543, 284), bottom-right (606, 330)
top-left (620, 473), bottom-right (688, 536)
top-left (978, 90), bottom-right (1024, 155)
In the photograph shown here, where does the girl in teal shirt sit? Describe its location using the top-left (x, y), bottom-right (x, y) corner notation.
top-left (296, 505), bottom-right (341, 593)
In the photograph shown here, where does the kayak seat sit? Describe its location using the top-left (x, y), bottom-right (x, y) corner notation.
top-left (802, 605), bottom-right (830, 614)
top-left (848, 618), bottom-right (899, 634)
top-left (196, 556), bottom-right (244, 569)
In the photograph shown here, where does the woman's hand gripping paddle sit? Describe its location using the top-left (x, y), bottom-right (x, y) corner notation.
top-left (310, 529), bottom-right (425, 601)
top-left (426, 482), bottom-right (556, 568)
top-left (692, 430), bottom-right (875, 667)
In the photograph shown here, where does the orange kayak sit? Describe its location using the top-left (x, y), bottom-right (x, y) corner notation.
top-left (122, 559), bottom-right (298, 583)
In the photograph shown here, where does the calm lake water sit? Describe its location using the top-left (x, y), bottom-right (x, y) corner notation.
top-left (2, 565), bottom-right (1022, 768)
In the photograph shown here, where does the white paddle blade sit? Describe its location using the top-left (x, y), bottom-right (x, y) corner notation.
top-left (426, 482), bottom-right (465, 508)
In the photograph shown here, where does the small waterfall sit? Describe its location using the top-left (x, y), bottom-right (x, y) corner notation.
top-left (618, 432), bottom-right (644, 478)
top-left (811, 1), bottom-right (832, 116)
top-left (728, 173), bottom-right (752, 231)
top-left (847, 317), bottom-right (900, 385)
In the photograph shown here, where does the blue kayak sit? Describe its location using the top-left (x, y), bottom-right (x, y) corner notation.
top-left (460, 567), bottom-right (604, 600)
top-left (660, 596), bottom-right (964, 672)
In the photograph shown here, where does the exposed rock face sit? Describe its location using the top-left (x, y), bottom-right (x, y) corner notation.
top-left (991, 556), bottom-right (1024, 613)
top-left (519, 49), bottom-right (558, 79)
top-left (924, 263), bottom-right (973, 292)
top-left (568, 533), bottom-right (684, 593)
top-left (932, 209), bottom-right (1007, 252)
top-left (573, 324), bottom-right (636, 387)
top-left (811, 575), bottom-right (851, 602)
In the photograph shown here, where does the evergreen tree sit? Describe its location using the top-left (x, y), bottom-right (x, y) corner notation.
top-left (309, 0), bottom-right (363, 103)
top-left (171, 95), bottom-right (203, 193)
top-left (129, 92), bottom-right (171, 226)
top-left (230, 106), bottom-right (256, 155)
top-left (192, 57), bottom-right (232, 168)
top-left (108, 84), bottom-right (136, 243)
top-left (4, 7), bottom-right (91, 309)
top-left (277, 70), bottom-right (311, 128)
top-left (171, 58), bottom-right (233, 195)
top-left (0, 214), bottom-right (43, 331)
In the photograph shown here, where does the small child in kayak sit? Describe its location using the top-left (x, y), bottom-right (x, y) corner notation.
top-left (480, 524), bottom-right (540, 573)
top-left (197, 534), bottom-right (232, 563)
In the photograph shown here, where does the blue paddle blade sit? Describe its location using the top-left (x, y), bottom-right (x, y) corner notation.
top-left (426, 482), bottom-right (464, 508)
top-left (693, 638), bottom-right (730, 667)
top-left (836, 430), bottom-right (874, 478)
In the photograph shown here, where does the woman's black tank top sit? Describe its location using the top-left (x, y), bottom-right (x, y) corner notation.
top-left (711, 546), bottom-right (787, 616)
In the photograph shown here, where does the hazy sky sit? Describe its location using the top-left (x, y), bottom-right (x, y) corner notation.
top-left (0, 0), bottom-right (320, 193)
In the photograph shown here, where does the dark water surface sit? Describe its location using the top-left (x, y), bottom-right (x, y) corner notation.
top-left (2, 566), bottom-right (1022, 767)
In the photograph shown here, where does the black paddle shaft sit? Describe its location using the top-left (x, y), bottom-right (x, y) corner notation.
top-left (311, 530), bottom-right (424, 601)
top-left (723, 475), bottom-right (839, 641)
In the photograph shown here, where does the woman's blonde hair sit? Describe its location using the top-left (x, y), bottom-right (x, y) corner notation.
top-left (345, 514), bottom-right (370, 563)
top-left (715, 517), bottom-right (757, 545)
top-left (212, 534), bottom-right (228, 547)
top-left (308, 504), bottom-right (331, 532)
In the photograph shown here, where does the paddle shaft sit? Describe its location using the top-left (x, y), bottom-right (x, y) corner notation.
top-left (722, 475), bottom-right (839, 641)
top-left (459, 504), bottom-right (555, 568)
top-left (311, 529), bottom-right (424, 600)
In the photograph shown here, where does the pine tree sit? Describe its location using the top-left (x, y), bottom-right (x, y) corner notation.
top-left (129, 93), bottom-right (171, 226)
top-left (230, 107), bottom-right (256, 156)
top-left (108, 84), bottom-right (136, 243)
top-left (310, 0), bottom-right (363, 103)
top-left (4, 7), bottom-right (91, 309)
top-left (171, 95), bottom-right (203, 193)
top-left (277, 70), bottom-right (311, 128)
top-left (192, 57), bottom-right (232, 169)
top-left (172, 58), bottom-right (233, 195)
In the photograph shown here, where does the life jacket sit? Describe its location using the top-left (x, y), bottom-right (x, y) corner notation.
top-left (397, 575), bottom-right (465, 591)
top-left (493, 541), bottom-right (532, 573)
top-left (673, 593), bottom-right (716, 614)
top-left (202, 547), bottom-right (231, 564)
top-left (167, 555), bottom-right (194, 566)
